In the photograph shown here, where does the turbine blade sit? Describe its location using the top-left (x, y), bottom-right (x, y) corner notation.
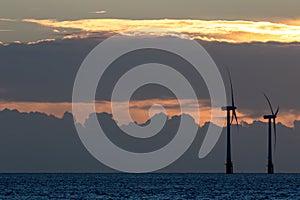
top-left (233, 110), bottom-right (239, 125)
top-left (263, 93), bottom-right (274, 115)
top-left (227, 69), bottom-right (235, 107)
top-left (230, 113), bottom-right (234, 125)
top-left (232, 110), bottom-right (239, 133)
top-left (275, 106), bottom-right (279, 116)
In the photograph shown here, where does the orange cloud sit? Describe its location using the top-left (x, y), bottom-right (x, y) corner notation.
top-left (27, 38), bottom-right (56, 45)
top-left (23, 18), bottom-right (300, 43)
top-left (1, 100), bottom-right (299, 127)
top-left (0, 102), bottom-right (72, 118)
top-left (0, 100), bottom-right (211, 125)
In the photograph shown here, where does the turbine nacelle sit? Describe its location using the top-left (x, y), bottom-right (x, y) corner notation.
top-left (263, 114), bottom-right (277, 119)
top-left (222, 106), bottom-right (237, 111)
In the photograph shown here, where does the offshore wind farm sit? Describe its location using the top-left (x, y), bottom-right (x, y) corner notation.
top-left (1, 0), bottom-right (300, 199)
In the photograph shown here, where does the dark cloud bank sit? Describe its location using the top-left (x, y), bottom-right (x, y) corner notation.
top-left (1, 36), bottom-right (300, 172)
top-left (1, 38), bottom-right (300, 116)
top-left (0, 109), bottom-right (300, 173)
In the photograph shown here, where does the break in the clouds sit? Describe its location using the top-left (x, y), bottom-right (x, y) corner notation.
top-left (0, 99), bottom-right (214, 126)
top-left (24, 18), bottom-right (300, 43)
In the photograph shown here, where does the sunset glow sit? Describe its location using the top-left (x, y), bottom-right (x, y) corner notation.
top-left (1, 100), bottom-right (299, 127)
top-left (23, 18), bottom-right (300, 43)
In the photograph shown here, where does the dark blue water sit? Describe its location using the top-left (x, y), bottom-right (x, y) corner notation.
top-left (0, 173), bottom-right (299, 199)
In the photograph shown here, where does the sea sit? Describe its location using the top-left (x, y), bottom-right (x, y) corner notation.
top-left (0, 173), bottom-right (299, 199)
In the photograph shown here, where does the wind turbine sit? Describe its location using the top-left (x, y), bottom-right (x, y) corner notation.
top-left (263, 94), bottom-right (279, 174)
top-left (222, 70), bottom-right (238, 174)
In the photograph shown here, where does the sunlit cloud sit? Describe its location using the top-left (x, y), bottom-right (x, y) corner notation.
top-left (280, 18), bottom-right (300, 26)
top-left (0, 100), bottom-right (219, 126)
top-left (23, 18), bottom-right (300, 43)
top-left (89, 10), bottom-right (107, 14)
top-left (1, 100), bottom-right (299, 127)
top-left (0, 102), bottom-right (72, 119)
top-left (12, 40), bottom-right (21, 44)
top-left (62, 31), bottom-right (113, 39)
top-left (0, 18), bottom-right (16, 22)
top-left (27, 38), bottom-right (56, 45)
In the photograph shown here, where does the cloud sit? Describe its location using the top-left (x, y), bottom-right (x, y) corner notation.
top-left (23, 18), bottom-right (300, 43)
top-left (1, 37), bottom-right (300, 127)
top-left (0, 109), bottom-right (110, 172)
top-left (89, 10), bottom-right (107, 14)
top-left (62, 31), bottom-right (113, 39)
top-left (12, 40), bottom-right (21, 44)
top-left (0, 109), bottom-right (300, 173)
top-left (280, 18), bottom-right (300, 26)
top-left (26, 38), bottom-right (56, 45)
top-left (0, 99), bottom-right (210, 126)
top-left (0, 101), bottom-right (72, 119)
top-left (0, 18), bottom-right (16, 22)
top-left (1, 98), bottom-right (300, 128)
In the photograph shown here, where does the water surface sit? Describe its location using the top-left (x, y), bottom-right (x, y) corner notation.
top-left (0, 173), bottom-right (299, 199)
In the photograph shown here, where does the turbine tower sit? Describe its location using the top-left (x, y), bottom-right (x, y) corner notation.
top-left (222, 70), bottom-right (238, 174)
top-left (263, 94), bottom-right (279, 174)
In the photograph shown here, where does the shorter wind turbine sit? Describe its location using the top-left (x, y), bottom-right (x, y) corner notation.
top-left (263, 94), bottom-right (279, 174)
top-left (222, 70), bottom-right (238, 174)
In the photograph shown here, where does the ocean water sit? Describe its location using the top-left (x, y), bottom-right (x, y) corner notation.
top-left (0, 173), bottom-right (299, 199)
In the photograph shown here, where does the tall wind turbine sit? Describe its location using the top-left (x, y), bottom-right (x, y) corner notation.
top-left (263, 94), bottom-right (279, 174)
top-left (222, 70), bottom-right (238, 174)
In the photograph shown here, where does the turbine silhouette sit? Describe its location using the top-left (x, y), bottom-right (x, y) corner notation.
top-left (222, 70), bottom-right (238, 174)
top-left (263, 94), bottom-right (279, 174)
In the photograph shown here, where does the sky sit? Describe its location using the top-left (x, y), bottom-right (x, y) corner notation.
top-left (0, 0), bottom-right (300, 127)
top-left (0, 0), bottom-right (300, 174)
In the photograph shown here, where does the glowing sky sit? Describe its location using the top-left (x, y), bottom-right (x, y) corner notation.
top-left (1, 0), bottom-right (300, 43)
top-left (1, 100), bottom-right (299, 128)
top-left (21, 18), bottom-right (300, 43)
